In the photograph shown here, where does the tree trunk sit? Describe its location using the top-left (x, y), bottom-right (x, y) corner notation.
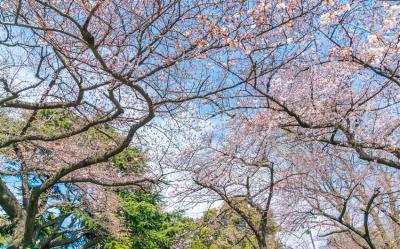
top-left (257, 233), bottom-right (268, 249)
top-left (258, 242), bottom-right (267, 249)
top-left (8, 190), bottom-right (40, 249)
top-left (8, 214), bottom-right (26, 249)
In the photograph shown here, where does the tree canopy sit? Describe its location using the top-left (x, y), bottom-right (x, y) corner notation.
top-left (0, 0), bottom-right (399, 248)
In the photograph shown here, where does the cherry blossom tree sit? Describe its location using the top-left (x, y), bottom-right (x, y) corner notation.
top-left (272, 141), bottom-right (400, 249)
top-left (174, 114), bottom-right (309, 249)
top-left (183, 148), bottom-right (280, 249)
top-left (0, 0), bottom-right (263, 247)
top-left (296, 153), bottom-right (400, 249)
top-left (180, 104), bottom-right (399, 248)
top-left (222, 0), bottom-right (400, 170)
top-left (177, 2), bottom-right (400, 248)
top-left (1, 0), bottom-right (398, 248)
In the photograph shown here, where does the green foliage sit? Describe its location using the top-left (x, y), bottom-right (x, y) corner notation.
top-left (0, 109), bottom-right (75, 143)
top-left (186, 202), bottom-right (280, 249)
top-left (74, 210), bottom-right (104, 232)
top-left (0, 215), bottom-right (12, 247)
top-left (105, 236), bottom-right (133, 249)
top-left (106, 192), bottom-right (192, 249)
top-left (0, 112), bottom-right (154, 248)
top-left (112, 148), bottom-right (148, 175)
top-left (36, 109), bottom-right (74, 131)
top-left (0, 114), bottom-right (24, 144)
top-left (188, 208), bottom-right (255, 249)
